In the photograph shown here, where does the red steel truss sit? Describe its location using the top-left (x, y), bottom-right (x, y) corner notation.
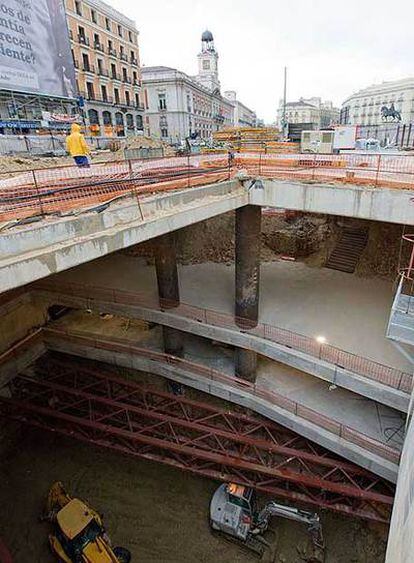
top-left (0, 353), bottom-right (394, 523)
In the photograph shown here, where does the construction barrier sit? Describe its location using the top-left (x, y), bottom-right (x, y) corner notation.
top-left (1, 151), bottom-right (414, 222)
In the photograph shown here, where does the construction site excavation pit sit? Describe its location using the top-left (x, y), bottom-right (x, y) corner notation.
top-left (0, 351), bottom-right (391, 563)
top-left (1, 202), bottom-right (410, 563)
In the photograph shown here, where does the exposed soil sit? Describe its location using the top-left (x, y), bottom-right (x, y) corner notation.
top-left (0, 423), bottom-right (388, 563)
top-left (0, 135), bottom-right (174, 174)
top-left (124, 211), bottom-right (406, 281)
top-left (0, 355), bottom-right (388, 563)
top-left (124, 211), bottom-right (336, 266)
top-left (356, 222), bottom-right (408, 280)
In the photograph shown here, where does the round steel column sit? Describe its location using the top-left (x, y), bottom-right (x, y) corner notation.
top-left (235, 349), bottom-right (257, 383)
top-left (235, 205), bottom-right (261, 325)
top-left (235, 205), bottom-right (261, 381)
top-left (154, 233), bottom-right (184, 357)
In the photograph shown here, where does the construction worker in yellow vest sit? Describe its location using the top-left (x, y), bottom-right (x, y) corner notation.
top-left (66, 123), bottom-right (91, 167)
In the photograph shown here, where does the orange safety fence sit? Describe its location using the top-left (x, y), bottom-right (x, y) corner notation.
top-left (41, 326), bottom-right (401, 465)
top-left (35, 280), bottom-right (413, 394)
top-left (1, 152), bottom-right (414, 223)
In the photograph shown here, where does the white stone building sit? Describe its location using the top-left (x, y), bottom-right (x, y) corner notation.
top-left (223, 91), bottom-right (256, 127)
top-left (277, 97), bottom-right (339, 129)
top-left (340, 78), bottom-right (414, 125)
top-left (142, 31), bottom-right (255, 143)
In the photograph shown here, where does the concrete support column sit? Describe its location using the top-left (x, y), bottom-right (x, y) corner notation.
top-left (235, 205), bottom-right (261, 382)
top-left (154, 233), bottom-right (183, 358)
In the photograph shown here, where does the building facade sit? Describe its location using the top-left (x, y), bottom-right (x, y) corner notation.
top-left (340, 78), bottom-right (414, 126)
top-left (223, 91), bottom-right (256, 127)
top-left (65, 0), bottom-right (144, 136)
top-left (142, 31), bottom-right (255, 143)
top-left (278, 97), bottom-right (339, 130)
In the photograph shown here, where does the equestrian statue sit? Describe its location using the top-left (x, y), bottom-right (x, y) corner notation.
top-left (381, 102), bottom-right (402, 122)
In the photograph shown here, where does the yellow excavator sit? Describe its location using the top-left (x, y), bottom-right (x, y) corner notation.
top-left (42, 482), bottom-right (131, 563)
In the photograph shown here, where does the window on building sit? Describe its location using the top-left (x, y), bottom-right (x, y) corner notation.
top-left (133, 71), bottom-right (137, 84)
top-left (82, 53), bottom-right (90, 71)
top-left (161, 128), bottom-right (168, 138)
top-left (97, 58), bottom-right (103, 74)
top-left (103, 111), bottom-right (112, 125)
top-left (125, 91), bottom-right (130, 106)
top-left (75, 1), bottom-right (82, 16)
top-left (118, 24), bottom-right (122, 37)
top-left (135, 93), bottom-right (140, 107)
top-left (91, 9), bottom-right (97, 23)
top-left (105, 17), bottom-right (111, 31)
top-left (86, 81), bottom-right (94, 99)
top-left (158, 93), bottom-right (167, 110)
top-left (129, 31), bottom-right (133, 43)
top-left (122, 67), bottom-right (128, 82)
top-left (111, 63), bottom-right (117, 79)
top-left (78, 25), bottom-right (85, 38)
top-left (202, 60), bottom-right (210, 70)
top-left (126, 113), bottom-right (134, 129)
top-left (136, 114), bottom-right (143, 130)
top-left (130, 50), bottom-right (135, 62)
top-left (114, 88), bottom-right (120, 104)
top-left (101, 85), bottom-right (107, 102)
top-left (88, 109), bottom-right (99, 124)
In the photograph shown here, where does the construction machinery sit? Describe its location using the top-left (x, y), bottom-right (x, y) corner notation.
top-left (42, 482), bottom-right (131, 563)
top-left (210, 483), bottom-right (324, 558)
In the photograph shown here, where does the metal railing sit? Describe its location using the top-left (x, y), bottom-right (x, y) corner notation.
top-left (35, 280), bottom-right (413, 393)
top-left (42, 326), bottom-right (402, 465)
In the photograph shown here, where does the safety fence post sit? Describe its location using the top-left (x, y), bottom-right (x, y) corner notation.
top-left (375, 154), bottom-right (382, 188)
top-left (32, 169), bottom-right (44, 217)
top-left (312, 153), bottom-right (317, 180)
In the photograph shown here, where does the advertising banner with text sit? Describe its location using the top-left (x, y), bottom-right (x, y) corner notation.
top-left (0, 0), bottom-right (76, 98)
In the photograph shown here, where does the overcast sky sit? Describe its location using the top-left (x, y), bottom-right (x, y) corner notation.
top-left (109, 0), bottom-right (412, 122)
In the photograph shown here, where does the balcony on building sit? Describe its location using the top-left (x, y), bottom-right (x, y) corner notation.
top-left (97, 67), bottom-right (109, 78)
top-left (108, 47), bottom-right (117, 58)
top-left (94, 41), bottom-right (105, 53)
top-left (130, 57), bottom-right (138, 67)
top-left (82, 63), bottom-right (95, 75)
top-left (78, 34), bottom-right (90, 47)
top-left (79, 90), bottom-right (113, 105)
top-left (120, 52), bottom-right (128, 62)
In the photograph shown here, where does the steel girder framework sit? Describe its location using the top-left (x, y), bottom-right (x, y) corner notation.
top-left (0, 353), bottom-right (394, 523)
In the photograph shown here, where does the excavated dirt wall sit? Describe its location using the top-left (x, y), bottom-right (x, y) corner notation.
top-left (124, 211), bottom-right (406, 280)
top-left (125, 211), bottom-right (336, 265)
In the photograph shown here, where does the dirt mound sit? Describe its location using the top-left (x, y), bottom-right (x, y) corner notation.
top-left (112, 135), bottom-right (175, 160)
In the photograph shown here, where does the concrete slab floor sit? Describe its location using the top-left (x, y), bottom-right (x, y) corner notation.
top-left (55, 253), bottom-right (412, 373)
top-left (50, 311), bottom-right (406, 451)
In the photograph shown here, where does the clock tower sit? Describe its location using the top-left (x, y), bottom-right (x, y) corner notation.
top-left (197, 30), bottom-right (220, 93)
